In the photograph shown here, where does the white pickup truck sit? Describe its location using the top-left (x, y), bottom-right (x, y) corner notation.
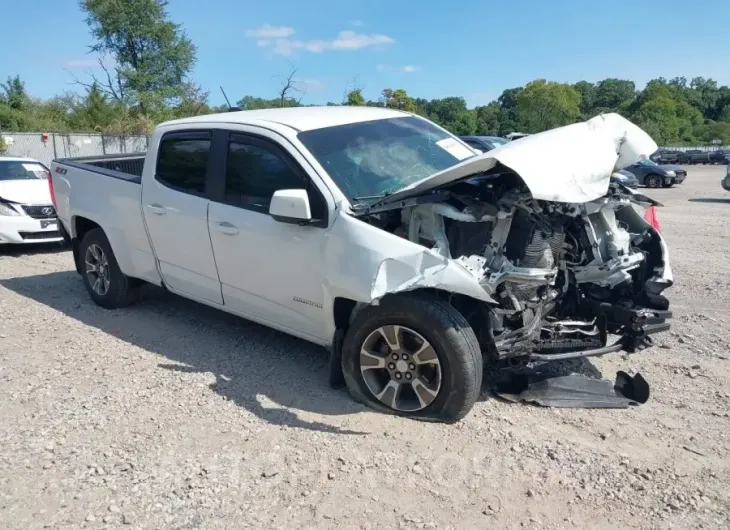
top-left (50, 107), bottom-right (673, 422)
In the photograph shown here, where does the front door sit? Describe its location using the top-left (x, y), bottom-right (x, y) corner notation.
top-left (206, 132), bottom-right (331, 341)
top-left (142, 130), bottom-right (223, 304)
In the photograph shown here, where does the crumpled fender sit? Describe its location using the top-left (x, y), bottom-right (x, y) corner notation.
top-left (322, 212), bottom-right (496, 309)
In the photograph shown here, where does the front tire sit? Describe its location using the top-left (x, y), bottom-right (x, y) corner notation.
top-left (341, 294), bottom-right (482, 423)
top-left (79, 228), bottom-right (138, 309)
top-left (645, 174), bottom-right (662, 188)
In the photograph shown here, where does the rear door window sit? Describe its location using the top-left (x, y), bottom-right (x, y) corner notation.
top-left (156, 132), bottom-right (212, 195)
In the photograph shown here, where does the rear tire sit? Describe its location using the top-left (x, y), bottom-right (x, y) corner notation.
top-left (341, 293), bottom-right (482, 423)
top-left (79, 228), bottom-right (138, 309)
top-left (645, 174), bottom-right (662, 188)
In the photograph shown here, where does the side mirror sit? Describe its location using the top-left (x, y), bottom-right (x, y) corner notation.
top-left (269, 189), bottom-right (312, 225)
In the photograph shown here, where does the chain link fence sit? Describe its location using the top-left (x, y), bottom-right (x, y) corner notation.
top-left (662, 145), bottom-right (730, 152)
top-left (0, 132), bottom-right (149, 167)
top-left (2, 130), bottom-right (727, 167)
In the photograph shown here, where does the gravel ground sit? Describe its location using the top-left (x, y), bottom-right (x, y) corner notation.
top-left (1, 165), bottom-right (730, 530)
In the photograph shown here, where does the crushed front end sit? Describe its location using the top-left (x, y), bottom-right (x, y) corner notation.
top-left (361, 170), bottom-right (673, 365)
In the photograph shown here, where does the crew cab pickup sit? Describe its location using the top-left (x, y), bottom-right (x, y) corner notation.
top-left (50, 108), bottom-right (673, 423)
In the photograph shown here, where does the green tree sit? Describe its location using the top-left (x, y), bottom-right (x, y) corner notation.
top-left (70, 83), bottom-right (117, 130)
top-left (703, 120), bottom-right (730, 144)
top-left (593, 78), bottom-right (636, 112)
top-left (496, 87), bottom-right (523, 132)
top-left (236, 95), bottom-right (301, 110)
top-left (381, 88), bottom-right (416, 112)
top-left (79, 0), bottom-right (198, 114)
top-left (633, 95), bottom-right (679, 144)
top-left (345, 88), bottom-right (365, 106)
top-left (475, 103), bottom-right (503, 135)
top-left (515, 80), bottom-right (581, 132)
top-left (421, 97), bottom-right (476, 134)
top-left (1, 75), bottom-right (30, 110)
top-left (573, 81), bottom-right (596, 118)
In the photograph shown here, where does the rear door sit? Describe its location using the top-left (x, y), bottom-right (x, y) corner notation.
top-left (206, 130), bottom-right (332, 342)
top-left (141, 130), bottom-right (223, 304)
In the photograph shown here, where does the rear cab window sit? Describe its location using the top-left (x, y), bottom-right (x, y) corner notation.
top-left (155, 132), bottom-right (212, 195)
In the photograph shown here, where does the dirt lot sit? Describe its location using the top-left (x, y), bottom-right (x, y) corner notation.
top-left (1, 165), bottom-right (730, 530)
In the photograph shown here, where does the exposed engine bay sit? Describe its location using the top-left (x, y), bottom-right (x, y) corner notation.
top-left (357, 168), bottom-right (672, 363)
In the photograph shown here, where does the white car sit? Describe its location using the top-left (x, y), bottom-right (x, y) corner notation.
top-left (50, 107), bottom-right (673, 423)
top-left (0, 157), bottom-right (63, 245)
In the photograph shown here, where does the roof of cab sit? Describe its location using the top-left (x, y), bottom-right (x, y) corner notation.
top-left (158, 105), bottom-right (410, 133)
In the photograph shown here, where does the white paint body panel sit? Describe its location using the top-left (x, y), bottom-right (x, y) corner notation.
top-left (51, 108), bottom-right (668, 349)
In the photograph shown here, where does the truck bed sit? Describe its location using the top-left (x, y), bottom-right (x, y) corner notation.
top-left (50, 154), bottom-right (159, 284)
top-left (54, 153), bottom-right (146, 182)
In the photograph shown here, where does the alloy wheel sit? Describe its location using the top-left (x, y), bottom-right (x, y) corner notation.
top-left (359, 325), bottom-right (442, 412)
top-left (85, 243), bottom-right (110, 296)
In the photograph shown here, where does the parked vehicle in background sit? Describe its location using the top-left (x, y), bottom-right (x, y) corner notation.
top-left (612, 169), bottom-right (639, 188)
top-left (0, 157), bottom-right (63, 245)
top-left (650, 149), bottom-right (682, 164)
top-left (710, 149), bottom-right (730, 165)
top-left (623, 158), bottom-right (686, 188)
top-left (50, 108), bottom-right (672, 423)
top-left (458, 135), bottom-right (509, 152)
top-left (684, 149), bottom-right (713, 164)
top-left (722, 166), bottom-right (730, 191)
top-left (505, 132), bottom-right (530, 140)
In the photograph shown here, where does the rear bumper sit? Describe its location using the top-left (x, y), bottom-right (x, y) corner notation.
top-left (0, 215), bottom-right (63, 244)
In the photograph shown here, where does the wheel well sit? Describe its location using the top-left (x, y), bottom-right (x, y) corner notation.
top-left (333, 290), bottom-right (492, 353)
top-left (333, 297), bottom-right (358, 330)
top-left (74, 217), bottom-right (101, 242)
top-left (71, 217), bottom-right (102, 274)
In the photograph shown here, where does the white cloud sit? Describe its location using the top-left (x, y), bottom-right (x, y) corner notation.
top-left (377, 64), bottom-right (422, 73)
top-left (248, 27), bottom-right (395, 56)
top-left (349, 19), bottom-right (365, 27)
top-left (245, 24), bottom-right (295, 39)
top-left (330, 30), bottom-right (393, 50)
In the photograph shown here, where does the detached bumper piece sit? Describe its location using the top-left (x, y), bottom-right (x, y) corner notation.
top-left (494, 370), bottom-right (650, 409)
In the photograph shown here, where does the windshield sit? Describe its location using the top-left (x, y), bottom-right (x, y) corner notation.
top-left (638, 158), bottom-right (658, 167)
top-left (0, 160), bottom-right (49, 181)
top-left (297, 116), bottom-right (475, 201)
top-left (483, 136), bottom-right (509, 146)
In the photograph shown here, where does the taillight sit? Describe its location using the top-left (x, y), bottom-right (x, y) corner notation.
top-left (47, 170), bottom-right (57, 209)
top-left (643, 205), bottom-right (661, 233)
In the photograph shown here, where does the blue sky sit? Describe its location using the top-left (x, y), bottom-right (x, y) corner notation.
top-left (3, 0), bottom-right (730, 108)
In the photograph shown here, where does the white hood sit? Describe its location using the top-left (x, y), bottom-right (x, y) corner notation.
top-left (0, 179), bottom-right (52, 205)
top-left (379, 113), bottom-right (658, 205)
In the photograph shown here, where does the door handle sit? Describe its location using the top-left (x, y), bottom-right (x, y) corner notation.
top-left (215, 221), bottom-right (239, 235)
top-left (146, 204), bottom-right (167, 215)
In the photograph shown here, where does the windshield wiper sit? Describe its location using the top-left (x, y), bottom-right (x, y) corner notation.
top-left (351, 191), bottom-right (393, 202)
